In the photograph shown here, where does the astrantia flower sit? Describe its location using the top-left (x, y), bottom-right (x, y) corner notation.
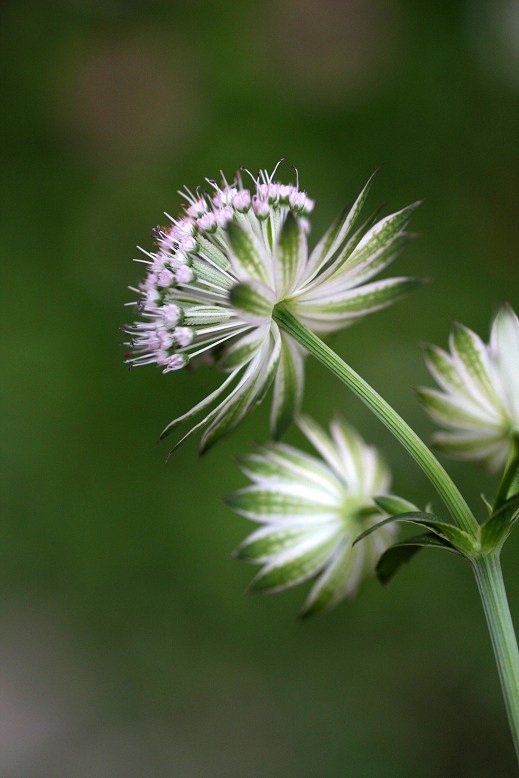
top-left (123, 163), bottom-right (420, 451)
top-left (418, 304), bottom-right (519, 471)
top-left (226, 416), bottom-right (396, 616)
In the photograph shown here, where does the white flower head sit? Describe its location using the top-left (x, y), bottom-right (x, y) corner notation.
top-left (418, 304), bottom-right (519, 472)
top-left (123, 163), bottom-right (421, 451)
top-left (226, 416), bottom-right (396, 616)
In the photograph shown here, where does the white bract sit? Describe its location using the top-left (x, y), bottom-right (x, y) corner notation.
top-left (419, 305), bottom-right (519, 471)
top-left (123, 164), bottom-right (420, 451)
top-left (227, 416), bottom-right (396, 616)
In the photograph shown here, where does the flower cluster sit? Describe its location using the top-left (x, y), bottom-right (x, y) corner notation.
top-left (227, 417), bottom-right (396, 616)
top-left (419, 304), bottom-right (519, 471)
top-left (124, 165), bottom-right (315, 375)
top-left (123, 164), bottom-right (420, 450)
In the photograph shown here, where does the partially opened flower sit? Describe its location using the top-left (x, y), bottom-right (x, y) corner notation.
top-left (123, 163), bottom-right (421, 451)
top-left (226, 416), bottom-right (396, 616)
top-left (418, 304), bottom-right (519, 471)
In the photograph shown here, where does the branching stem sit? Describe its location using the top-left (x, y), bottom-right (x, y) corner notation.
top-left (273, 303), bottom-right (479, 537)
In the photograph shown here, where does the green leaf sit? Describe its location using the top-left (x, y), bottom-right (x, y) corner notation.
top-left (375, 495), bottom-right (420, 515)
top-left (480, 494), bottom-right (519, 552)
top-left (507, 466), bottom-right (519, 500)
top-left (353, 511), bottom-right (437, 543)
top-left (353, 511), bottom-right (477, 556)
top-left (480, 493), bottom-right (493, 515)
top-left (376, 533), bottom-right (463, 585)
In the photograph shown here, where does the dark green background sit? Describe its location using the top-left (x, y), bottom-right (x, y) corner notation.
top-left (2, 0), bottom-right (518, 775)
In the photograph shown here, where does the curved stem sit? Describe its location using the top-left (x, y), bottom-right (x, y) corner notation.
top-left (273, 304), bottom-right (479, 537)
top-left (472, 554), bottom-right (519, 761)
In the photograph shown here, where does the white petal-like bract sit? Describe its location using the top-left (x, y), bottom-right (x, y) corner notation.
top-left (419, 305), bottom-right (519, 471)
top-left (227, 417), bottom-right (395, 616)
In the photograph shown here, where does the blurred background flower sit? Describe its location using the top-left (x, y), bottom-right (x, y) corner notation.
top-left (228, 417), bottom-right (396, 616)
top-left (1, 0), bottom-right (518, 775)
top-left (419, 305), bottom-right (519, 471)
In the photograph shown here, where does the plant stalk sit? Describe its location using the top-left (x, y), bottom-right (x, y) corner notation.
top-left (273, 304), bottom-right (479, 537)
top-left (472, 553), bottom-right (519, 761)
top-left (273, 304), bottom-right (519, 758)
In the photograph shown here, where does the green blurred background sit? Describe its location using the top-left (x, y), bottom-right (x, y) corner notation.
top-left (2, 0), bottom-right (518, 775)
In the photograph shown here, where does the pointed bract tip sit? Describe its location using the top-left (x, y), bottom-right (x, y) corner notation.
top-left (298, 603), bottom-right (321, 621)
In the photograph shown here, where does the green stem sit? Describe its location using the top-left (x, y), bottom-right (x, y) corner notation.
top-left (472, 554), bottom-right (519, 761)
top-left (494, 436), bottom-right (519, 512)
top-left (273, 304), bottom-right (479, 537)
